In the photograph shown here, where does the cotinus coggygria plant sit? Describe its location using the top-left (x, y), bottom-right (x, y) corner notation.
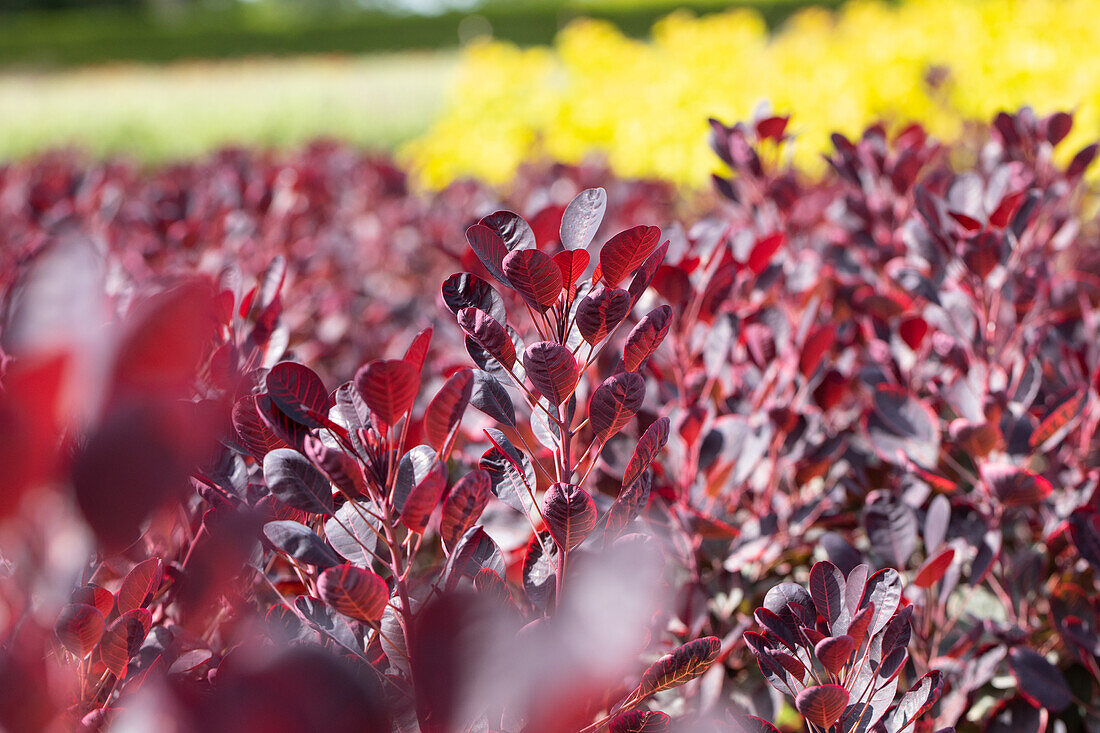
top-left (746, 562), bottom-right (949, 733)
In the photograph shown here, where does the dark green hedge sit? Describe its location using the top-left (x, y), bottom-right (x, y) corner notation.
top-left (0, 0), bottom-right (840, 67)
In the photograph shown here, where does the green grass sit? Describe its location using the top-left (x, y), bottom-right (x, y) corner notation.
top-left (0, 0), bottom-right (838, 68)
top-left (0, 51), bottom-right (456, 162)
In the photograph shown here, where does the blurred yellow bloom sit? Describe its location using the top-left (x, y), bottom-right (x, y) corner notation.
top-left (404, 0), bottom-right (1100, 188)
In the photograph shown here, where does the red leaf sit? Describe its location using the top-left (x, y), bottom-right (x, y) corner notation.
top-left (318, 564), bottom-right (390, 622)
top-left (266, 362), bottom-right (329, 428)
top-left (814, 635), bottom-right (855, 676)
top-left (354, 359), bottom-right (420, 429)
top-left (913, 546), bottom-right (955, 588)
top-left (71, 584), bottom-right (115, 618)
top-left (403, 327), bottom-right (433, 373)
top-left (255, 393), bottom-right (310, 451)
top-left (847, 602), bottom-right (875, 644)
top-left (600, 225), bottom-right (662, 287)
top-left (799, 324), bottom-right (836, 378)
top-left (576, 284), bottom-right (631, 344)
top-left (746, 232), bottom-right (785, 275)
top-left (990, 190), bottom-right (1026, 228)
top-left (98, 609), bottom-right (152, 678)
top-left (609, 710), bottom-right (671, 733)
top-left (425, 369), bottom-right (474, 452)
top-left (560, 187), bottom-right (607, 251)
top-left (232, 395), bottom-right (287, 459)
top-left (543, 483), bottom-right (597, 551)
top-left (637, 636), bottom-right (722, 695)
top-left (458, 307), bottom-right (517, 370)
top-left (622, 416), bottom-right (670, 490)
top-left (589, 372), bottom-right (646, 442)
top-left (480, 210), bottom-right (535, 251)
top-left (553, 249), bottom-right (591, 295)
top-left (980, 463), bottom-right (1052, 507)
top-left (809, 561), bottom-right (846, 632)
top-left (1030, 391), bottom-right (1085, 449)
top-left (55, 604), bottom-right (106, 658)
top-left (523, 342), bottom-right (579, 406)
top-left (948, 210), bottom-right (983, 231)
top-left (109, 280), bottom-right (219, 401)
top-left (466, 223), bottom-right (511, 287)
top-left (116, 558), bottom-right (163, 615)
top-left (503, 248), bottom-right (563, 311)
top-left (623, 305), bottom-right (672, 372)
top-left (1008, 647), bottom-right (1072, 711)
top-left (795, 684), bottom-right (849, 728)
top-left (440, 469), bottom-right (492, 551)
top-left (755, 115), bottom-right (790, 141)
top-left (399, 457), bottom-right (447, 534)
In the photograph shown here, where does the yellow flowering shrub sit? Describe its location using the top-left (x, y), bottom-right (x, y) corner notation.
top-left (404, 0), bottom-right (1100, 188)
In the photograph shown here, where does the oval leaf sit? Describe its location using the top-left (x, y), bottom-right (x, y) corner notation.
top-left (503, 248), bottom-right (563, 311)
top-left (623, 305), bottom-right (672, 372)
top-left (399, 457), bottom-right (447, 534)
top-left (324, 501), bottom-right (382, 566)
top-left (600, 225), bottom-right (662, 287)
top-left (441, 469), bottom-right (492, 551)
top-left (589, 371), bottom-right (646, 442)
top-left (981, 463), bottom-right (1052, 507)
top-left (622, 417), bottom-right (670, 490)
top-left (809, 561), bottom-right (848, 634)
top-left (560, 187), bottom-right (607, 251)
top-left (318, 564), bottom-right (390, 622)
top-left (98, 609), bottom-right (152, 678)
top-left (116, 558), bottom-right (163, 615)
top-left (576, 285), bottom-right (631, 344)
top-left (913, 546), bottom-right (955, 588)
top-left (470, 370), bottom-right (516, 427)
top-left (554, 249), bottom-right (590, 293)
top-left (814, 635), bottom-right (855, 676)
top-left (425, 369), bottom-right (474, 451)
top-left (55, 604), bottom-right (106, 658)
top-left (609, 711), bottom-right (670, 733)
top-left (795, 684), bottom-right (849, 729)
top-left (466, 223), bottom-right (511, 287)
top-left (637, 636), bottom-right (721, 696)
top-left (543, 483), bottom-right (598, 551)
top-left (442, 272), bottom-right (507, 324)
top-left (1008, 647), bottom-right (1072, 711)
top-left (264, 448), bottom-right (334, 516)
top-left (523, 342), bottom-right (579, 406)
top-left (266, 362), bottom-right (329, 428)
top-left (232, 394), bottom-right (286, 459)
top-left (459, 307), bottom-right (517, 371)
top-left (354, 359), bottom-right (420, 429)
top-left (263, 520), bottom-right (342, 568)
top-left (480, 210), bottom-right (536, 252)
